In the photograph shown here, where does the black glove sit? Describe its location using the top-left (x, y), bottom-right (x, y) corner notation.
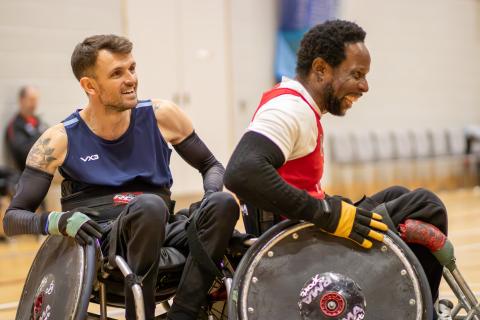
top-left (312, 196), bottom-right (388, 249)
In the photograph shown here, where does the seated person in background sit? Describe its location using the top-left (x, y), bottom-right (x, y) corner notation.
top-left (0, 166), bottom-right (17, 241)
top-left (465, 125), bottom-right (480, 185)
top-left (3, 34), bottom-right (239, 320)
top-left (5, 85), bottom-right (47, 171)
top-left (224, 20), bottom-right (448, 316)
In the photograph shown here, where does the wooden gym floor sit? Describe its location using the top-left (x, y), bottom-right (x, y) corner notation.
top-left (0, 189), bottom-right (479, 319)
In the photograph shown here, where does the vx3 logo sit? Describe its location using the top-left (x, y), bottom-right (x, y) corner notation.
top-left (80, 154), bottom-right (100, 162)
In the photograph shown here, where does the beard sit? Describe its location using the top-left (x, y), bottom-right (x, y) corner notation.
top-left (323, 83), bottom-right (345, 116)
top-left (98, 86), bottom-right (137, 112)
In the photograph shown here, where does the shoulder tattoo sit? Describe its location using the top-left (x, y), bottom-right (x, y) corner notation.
top-left (26, 137), bottom-right (57, 170)
top-left (152, 101), bottom-right (161, 111)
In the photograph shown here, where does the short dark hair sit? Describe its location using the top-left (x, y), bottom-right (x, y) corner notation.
top-left (296, 20), bottom-right (366, 78)
top-left (18, 86), bottom-right (29, 99)
top-left (18, 85), bottom-right (36, 100)
top-left (71, 34), bottom-right (133, 80)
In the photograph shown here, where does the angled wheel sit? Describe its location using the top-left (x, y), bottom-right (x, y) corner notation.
top-left (229, 221), bottom-right (432, 320)
top-left (16, 236), bottom-right (97, 320)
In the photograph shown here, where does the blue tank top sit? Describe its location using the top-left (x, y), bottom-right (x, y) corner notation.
top-left (59, 100), bottom-right (173, 189)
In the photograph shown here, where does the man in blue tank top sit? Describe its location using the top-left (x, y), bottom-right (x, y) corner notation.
top-left (3, 34), bottom-right (239, 320)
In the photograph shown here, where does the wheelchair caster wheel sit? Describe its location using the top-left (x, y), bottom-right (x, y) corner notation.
top-left (437, 299), bottom-right (453, 320)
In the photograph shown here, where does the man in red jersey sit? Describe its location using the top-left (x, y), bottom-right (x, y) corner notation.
top-left (225, 20), bottom-right (448, 314)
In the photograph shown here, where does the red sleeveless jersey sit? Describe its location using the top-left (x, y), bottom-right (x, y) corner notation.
top-left (252, 87), bottom-right (325, 199)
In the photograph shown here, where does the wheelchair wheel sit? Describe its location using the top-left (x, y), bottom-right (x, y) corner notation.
top-left (16, 236), bottom-right (96, 320)
top-left (228, 220), bottom-right (433, 320)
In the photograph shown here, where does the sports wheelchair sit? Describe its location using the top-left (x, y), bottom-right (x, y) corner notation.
top-left (16, 223), bottom-right (233, 320)
top-left (16, 206), bottom-right (480, 320)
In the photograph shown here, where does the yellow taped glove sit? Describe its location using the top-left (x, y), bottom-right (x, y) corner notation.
top-left (314, 196), bottom-right (388, 249)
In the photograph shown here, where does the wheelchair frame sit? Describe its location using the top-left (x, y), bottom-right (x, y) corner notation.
top-left (88, 245), bottom-right (234, 320)
top-left (96, 255), bottom-right (145, 320)
top-left (441, 263), bottom-right (480, 320)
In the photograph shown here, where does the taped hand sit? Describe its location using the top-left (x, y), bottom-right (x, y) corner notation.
top-left (46, 211), bottom-right (103, 245)
top-left (314, 196), bottom-right (388, 249)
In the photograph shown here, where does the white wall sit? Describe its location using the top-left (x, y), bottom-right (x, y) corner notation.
top-left (230, 0), bottom-right (278, 142)
top-left (0, 0), bottom-right (123, 162)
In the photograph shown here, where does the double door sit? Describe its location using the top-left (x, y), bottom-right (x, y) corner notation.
top-left (127, 0), bottom-right (232, 194)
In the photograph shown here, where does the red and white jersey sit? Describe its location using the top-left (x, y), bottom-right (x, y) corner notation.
top-left (249, 77), bottom-right (325, 199)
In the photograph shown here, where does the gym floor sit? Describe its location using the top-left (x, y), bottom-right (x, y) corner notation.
top-left (1, 189), bottom-right (479, 319)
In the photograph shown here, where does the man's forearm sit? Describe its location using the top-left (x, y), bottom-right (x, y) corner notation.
top-left (201, 163), bottom-right (224, 193)
top-left (173, 131), bottom-right (224, 193)
top-left (3, 210), bottom-right (47, 236)
top-left (3, 166), bottom-right (52, 236)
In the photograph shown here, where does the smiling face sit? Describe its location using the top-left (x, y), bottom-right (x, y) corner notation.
top-left (96, 50), bottom-right (138, 111)
top-left (84, 50), bottom-right (138, 111)
top-left (323, 42), bottom-right (370, 116)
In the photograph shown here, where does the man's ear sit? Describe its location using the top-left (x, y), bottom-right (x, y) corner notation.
top-left (312, 57), bottom-right (332, 81)
top-left (79, 76), bottom-right (97, 96)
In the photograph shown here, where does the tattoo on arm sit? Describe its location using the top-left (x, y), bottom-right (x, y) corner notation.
top-left (26, 137), bottom-right (57, 170)
top-left (152, 101), bottom-right (161, 111)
